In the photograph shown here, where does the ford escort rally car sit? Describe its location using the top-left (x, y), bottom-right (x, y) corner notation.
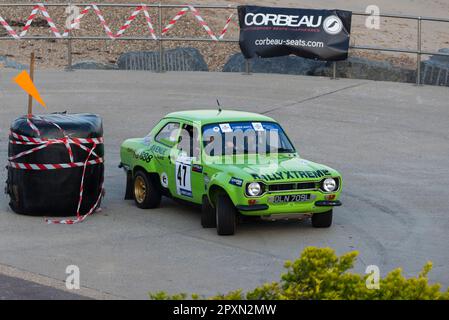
top-left (119, 110), bottom-right (342, 235)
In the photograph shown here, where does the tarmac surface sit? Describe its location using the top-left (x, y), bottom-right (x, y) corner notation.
top-left (0, 71), bottom-right (448, 299)
top-left (0, 274), bottom-right (91, 300)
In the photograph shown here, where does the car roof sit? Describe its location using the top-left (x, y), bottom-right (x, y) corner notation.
top-left (164, 109), bottom-right (276, 125)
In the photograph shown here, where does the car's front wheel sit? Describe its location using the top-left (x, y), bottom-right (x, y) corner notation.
top-left (133, 171), bottom-right (161, 209)
top-left (216, 194), bottom-right (237, 235)
top-left (311, 210), bottom-right (333, 228)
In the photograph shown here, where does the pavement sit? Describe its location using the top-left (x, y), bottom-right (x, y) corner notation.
top-left (0, 70), bottom-right (448, 299)
top-left (0, 274), bottom-right (91, 300)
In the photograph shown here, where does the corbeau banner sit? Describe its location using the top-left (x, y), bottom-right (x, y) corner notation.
top-left (238, 5), bottom-right (352, 61)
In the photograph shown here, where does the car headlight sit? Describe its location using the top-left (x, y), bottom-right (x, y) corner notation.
top-left (322, 178), bottom-right (337, 192)
top-left (247, 182), bottom-right (262, 197)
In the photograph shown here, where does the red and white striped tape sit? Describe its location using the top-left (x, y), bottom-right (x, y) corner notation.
top-left (10, 131), bottom-right (104, 145)
top-left (9, 158), bottom-right (103, 170)
top-left (161, 7), bottom-right (189, 35)
top-left (26, 116), bottom-right (41, 135)
top-left (20, 4), bottom-right (62, 38)
top-left (63, 4), bottom-right (157, 39)
top-left (8, 116), bottom-right (104, 224)
top-left (0, 15), bottom-right (19, 39)
top-left (0, 3), bottom-right (234, 41)
top-left (219, 13), bottom-right (234, 40)
top-left (45, 142), bottom-right (104, 225)
top-left (92, 4), bottom-right (115, 39)
top-left (115, 5), bottom-right (156, 39)
top-left (142, 5), bottom-right (157, 40)
top-left (188, 5), bottom-right (217, 41)
top-left (46, 179), bottom-right (103, 225)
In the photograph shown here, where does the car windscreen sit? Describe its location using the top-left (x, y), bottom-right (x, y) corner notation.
top-left (202, 121), bottom-right (295, 156)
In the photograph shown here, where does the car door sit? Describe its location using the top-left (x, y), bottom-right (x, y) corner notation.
top-left (151, 120), bottom-right (181, 197)
top-left (173, 122), bottom-right (203, 204)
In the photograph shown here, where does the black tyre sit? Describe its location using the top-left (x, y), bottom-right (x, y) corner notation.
top-left (133, 171), bottom-right (161, 209)
top-left (216, 194), bottom-right (237, 235)
top-left (312, 210), bottom-right (333, 228)
top-left (124, 170), bottom-right (133, 200)
top-left (201, 196), bottom-right (216, 228)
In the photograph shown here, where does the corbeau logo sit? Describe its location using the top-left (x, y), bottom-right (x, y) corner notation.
top-left (244, 13), bottom-right (323, 28)
top-left (323, 15), bottom-right (343, 35)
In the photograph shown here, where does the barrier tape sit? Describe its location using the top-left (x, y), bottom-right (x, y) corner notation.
top-left (142, 5), bottom-right (157, 40)
top-left (0, 3), bottom-right (234, 41)
top-left (8, 116), bottom-right (104, 224)
top-left (114, 5), bottom-right (156, 39)
top-left (94, 5), bottom-right (114, 38)
top-left (26, 117), bottom-right (41, 136)
top-left (219, 13), bottom-right (234, 40)
top-left (10, 131), bottom-right (104, 144)
top-left (0, 15), bottom-right (19, 39)
top-left (64, 4), bottom-right (156, 39)
top-left (188, 5), bottom-right (217, 41)
top-left (161, 7), bottom-right (188, 35)
top-left (20, 4), bottom-right (62, 38)
top-left (9, 158), bottom-right (103, 170)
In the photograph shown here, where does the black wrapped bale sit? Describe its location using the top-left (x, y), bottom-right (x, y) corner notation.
top-left (6, 113), bottom-right (104, 216)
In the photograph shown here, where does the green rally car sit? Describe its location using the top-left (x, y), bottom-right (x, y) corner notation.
top-left (119, 110), bottom-right (342, 235)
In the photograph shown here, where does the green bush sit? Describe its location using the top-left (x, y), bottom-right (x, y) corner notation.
top-left (149, 247), bottom-right (449, 300)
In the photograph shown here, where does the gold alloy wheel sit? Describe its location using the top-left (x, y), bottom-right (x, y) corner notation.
top-left (134, 175), bottom-right (147, 204)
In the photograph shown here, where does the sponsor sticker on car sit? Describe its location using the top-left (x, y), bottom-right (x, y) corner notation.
top-left (229, 177), bottom-right (244, 187)
top-left (219, 123), bottom-right (233, 133)
top-left (175, 155), bottom-right (193, 198)
top-left (252, 122), bottom-right (265, 132)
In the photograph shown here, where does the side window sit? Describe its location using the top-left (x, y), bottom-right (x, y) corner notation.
top-left (178, 124), bottom-right (200, 159)
top-left (155, 122), bottom-right (180, 147)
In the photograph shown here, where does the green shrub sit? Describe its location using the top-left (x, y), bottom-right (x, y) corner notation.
top-left (150, 247), bottom-right (449, 300)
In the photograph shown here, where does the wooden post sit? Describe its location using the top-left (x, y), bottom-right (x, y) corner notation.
top-left (27, 51), bottom-right (35, 117)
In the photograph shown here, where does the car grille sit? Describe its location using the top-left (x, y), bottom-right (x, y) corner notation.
top-left (268, 182), bottom-right (317, 193)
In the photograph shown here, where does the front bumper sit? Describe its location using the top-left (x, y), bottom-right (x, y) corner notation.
top-left (235, 191), bottom-right (342, 216)
top-left (236, 200), bottom-right (342, 212)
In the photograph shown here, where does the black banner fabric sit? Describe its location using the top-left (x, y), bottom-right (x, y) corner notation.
top-left (238, 6), bottom-right (352, 61)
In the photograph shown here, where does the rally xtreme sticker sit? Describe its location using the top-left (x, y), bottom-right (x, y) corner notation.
top-left (251, 170), bottom-right (332, 181)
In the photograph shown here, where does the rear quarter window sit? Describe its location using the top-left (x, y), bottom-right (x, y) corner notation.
top-left (155, 122), bottom-right (180, 147)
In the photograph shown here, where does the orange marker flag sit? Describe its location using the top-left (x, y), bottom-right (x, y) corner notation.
top-left (13, 70), bottom-right (46, 108)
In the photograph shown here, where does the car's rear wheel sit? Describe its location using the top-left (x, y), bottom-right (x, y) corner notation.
top-left (216, 194), bottom-right (237, 235)
top-left (133, 171), bottom-right (161, 209)
top-left (201, 196), bottom-right (216, 228)
top-left (312, 210), bottom-right (333, 228)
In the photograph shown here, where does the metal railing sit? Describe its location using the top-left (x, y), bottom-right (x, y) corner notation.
top-left (1, 2), bottom-right (449, 85)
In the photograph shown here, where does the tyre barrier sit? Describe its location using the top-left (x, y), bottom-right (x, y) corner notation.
top-left (6, 113), bottom-right (104, 224)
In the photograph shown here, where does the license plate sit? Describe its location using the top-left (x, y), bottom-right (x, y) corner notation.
top-left (269, 194), bottom-right (312, 204)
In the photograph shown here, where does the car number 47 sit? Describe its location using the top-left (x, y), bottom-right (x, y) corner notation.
top-left (175, 157), bottom-right (192, 198)
top-left (177, 164), bottom-right (188, 187)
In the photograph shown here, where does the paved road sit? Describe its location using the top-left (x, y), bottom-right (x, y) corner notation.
top-left (0, 71), bottom-right (448, 299)
top-left (0, 274), bottom-right (91, 300)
